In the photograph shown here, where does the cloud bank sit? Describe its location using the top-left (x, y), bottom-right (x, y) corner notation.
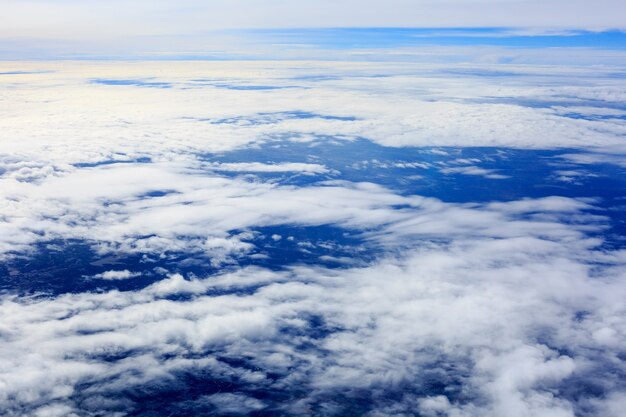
top-left (1, 60), bottom-right (625, 416)
top-left (1, 200), bottom-right (625, 415)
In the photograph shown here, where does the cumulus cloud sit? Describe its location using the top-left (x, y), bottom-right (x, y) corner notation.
top-left (0, 196), bottom-right (624, 415)
top-left (1, 61), bottom-right (625, 171)
top-left (1, 61), bottom-right (625, 416)
top-left (91, 270), bottom-right (140, 280)
top-left (0, 161), bottom-right (410, 260)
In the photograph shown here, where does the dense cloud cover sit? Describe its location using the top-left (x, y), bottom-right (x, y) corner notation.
top-left (0, 60), bottom-right (625, 416)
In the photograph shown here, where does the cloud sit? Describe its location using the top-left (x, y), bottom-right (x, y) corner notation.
top-left (440, 165), bottom-right (510, 179)
top-left (205, 161), bottom-right (331, 174)
top-left (0, 60), bottom-right (625, 416)
top-left (1, 61), bottom-right (625, 170)
top-left (91, 270), bottom-right (140, 280)
top-left (0, 195), bottom-right (624, 415)
top-left (551, 169), bottom-right (600, 184)
top-left (558, 152), bottom-right (626, 168)
top-left (551, 106), bottom-right (626, 118)
top-left (0, 161), bottom-right (410, 260)
top-left (0, 154), bottom-right (605, 267)
top-left (201, 393), bottom-right (266, 414)
top-left (0, 61), bottom-right (624, 272)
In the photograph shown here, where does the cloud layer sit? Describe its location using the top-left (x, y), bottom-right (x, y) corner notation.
top-left (1, 60), bottom-right (625, 416)
top-left (1, 198), bottom-right (625, 415)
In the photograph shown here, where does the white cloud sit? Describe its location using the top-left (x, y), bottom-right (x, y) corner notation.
top-left (551, 106), bottom-right (626, 117)
top-left (0, 197), bottom-right (624, 414)
top-left (0, 61), bottom-right (623, 263)
top-left (205, 161), bottom-right (331, 174)
top-left (552, 169), bottom-right (600, 183)
top-left (0, 60), bottom-right (625, 416)
top-left (91, 270), bottom-right (140, 280)
top-left (558, 152), bottom-right (626, 168)
top-left (1, 61), bottom-right (625, 170)
top-left (440, 165), bottom-right (510, 179)
top-left (202, 393), bottom-right (266, 414)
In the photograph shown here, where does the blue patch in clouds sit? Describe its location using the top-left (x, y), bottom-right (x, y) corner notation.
top-left (91, 79), bottom-right (173, 88)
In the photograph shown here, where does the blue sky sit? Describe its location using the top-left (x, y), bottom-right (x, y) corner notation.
top-left (249, 28), bottom-right (626, 49)
top-left (2, 0), bottom-right (626, 35)
top-left (2, 27), bottom-right (626, 61)
top-left (1, 0), bottom-right (626, 60)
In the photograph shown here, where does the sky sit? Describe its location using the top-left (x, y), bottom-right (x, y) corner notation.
top-left (2, 0), bottom-right (626, 37)
top-left (1, 0), bottom-right (626, 60)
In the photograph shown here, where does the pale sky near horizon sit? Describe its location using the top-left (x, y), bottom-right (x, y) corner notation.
top-left (1, 0), bottom-right (625, 42)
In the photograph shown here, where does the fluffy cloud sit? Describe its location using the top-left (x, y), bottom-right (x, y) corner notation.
top-left (0, 197), bottom-right (624, 415)
top-left (91, 270), bottom-right (140, 280)
top-left (1, 61), bottom-right (625, 416)
top-left (1, 62), bottom-right (625, 167)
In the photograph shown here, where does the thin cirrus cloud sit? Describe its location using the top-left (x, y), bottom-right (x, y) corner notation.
top-left (1, 0), bottom-right (626, 38)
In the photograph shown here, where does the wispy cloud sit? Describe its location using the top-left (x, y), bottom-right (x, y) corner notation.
top-left (440, 165), bottom-right (510, 179)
